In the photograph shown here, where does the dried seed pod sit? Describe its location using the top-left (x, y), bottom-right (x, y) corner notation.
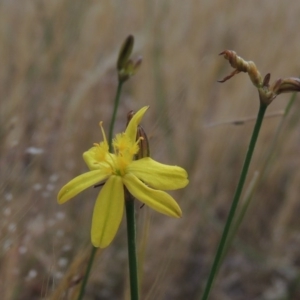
top-left (219, 50), bottom-right (263, 87)
top-left (219, 50), bottom-right (300, 106)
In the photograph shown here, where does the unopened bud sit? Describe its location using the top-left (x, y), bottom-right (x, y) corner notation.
top-left (117, 35), bottom-right (142, 83)
top-left (271, 77), bottom-right (300, 95)
top-left (117, 35), bottom-right (134, 72)
top-left (259, 76), bottom-right (300, 106)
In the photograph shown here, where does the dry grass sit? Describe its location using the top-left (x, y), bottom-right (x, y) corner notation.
top-left (1, 1), bottom-right (300, 299)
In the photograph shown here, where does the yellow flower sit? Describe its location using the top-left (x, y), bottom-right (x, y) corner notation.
top-left (57, 106), bottom-right (189, 248)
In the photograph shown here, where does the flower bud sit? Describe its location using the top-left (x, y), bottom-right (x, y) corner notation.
top-left (117, 35), bottom-right (134, 72)
top-left (117, 35), bottom-right (142, 83)
top-left (271, 77), bottom-right (300, 95)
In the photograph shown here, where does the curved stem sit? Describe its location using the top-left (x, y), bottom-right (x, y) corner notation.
top-left (201, 103), bottom-right (268, 300)
top-left (125, 194), bottom-right (139, 300)
top-left (108, 81), bottom-right (124, 151)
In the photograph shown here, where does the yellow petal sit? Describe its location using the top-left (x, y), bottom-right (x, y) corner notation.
top-left (83, 147), bottom-right (112, 171)
top-left (91, 175), bottom-right (124, 248)
top-left (83, 147), bottom-right (100, 170)
top-left (123, 173), bottom-right (182, 218)
top-left (125, 106), bottom-right (149, 143)
top-left (127, 157), bottom-right (189, 190)
top-left (83, 148), bottom-right (116, 172)
top-left (57, 170), bottom-right (109, 204)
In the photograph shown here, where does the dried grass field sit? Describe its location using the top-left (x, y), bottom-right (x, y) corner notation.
top-left (1, 1), bottom-right (300, 299)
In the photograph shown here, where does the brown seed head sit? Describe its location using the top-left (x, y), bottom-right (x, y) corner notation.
top-left (218, 50), bottom-right (300, 106)
top-left (218, 50), bottom-right (263, 88)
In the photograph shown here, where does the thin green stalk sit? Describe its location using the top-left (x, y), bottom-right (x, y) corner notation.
top-left (219, 92), bottom-right (297, 266)
top-left (125, 194), bottom-right (139, 300)
top-left (109, 81), bottom-right (124, 151)
top-left (77, 246), bottom-right (97, 300)
top-left (201, 103), bottom-right (268, 300)
top-left (77, 79), bottom-right (124, 300)
top-left (218, 171), bottom-right (260, 268)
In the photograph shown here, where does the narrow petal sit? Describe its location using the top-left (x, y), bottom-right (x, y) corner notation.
top-left (83, 147), bottom-right (114, 171)
top-left (83, 148), bottom-right (116, 173)
top-left (91, 175), bottom-right (124, 248)
top-left (58, 170), bottom-right (109, 204)
top-left (123, 173), bottom-right (182, 218)
top-left (127, 157), bottom-right (189, 190)
top-left (83, 147), bottom-right (100, 170)
top-left (125, 106), bottom-right (149, 143)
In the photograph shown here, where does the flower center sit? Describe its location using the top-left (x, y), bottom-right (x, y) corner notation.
top-left (90, 122), bottom-right (143, 177)
top-left (112, 133), bottom-right (140, 176)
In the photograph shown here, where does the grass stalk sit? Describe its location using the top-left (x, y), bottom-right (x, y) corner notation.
top-left (219, 92), bottom-right (297, 265)
top-left (201, 102), bottom-right (268, 300)
top-left (125, 195), bottom-right (139, 300)
top-left (76, 246), bottom-right (97, 300)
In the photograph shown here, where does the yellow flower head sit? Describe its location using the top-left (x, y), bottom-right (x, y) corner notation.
top-left (57, 106), bottom-right (189, 248)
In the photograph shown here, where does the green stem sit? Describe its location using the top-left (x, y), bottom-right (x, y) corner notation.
top-left (77, 80), bottom-right (124, 299)
top-left (220, 92), bottom-right (297, 265)
top-left (77, 246), bottom-right (97, 300)
top-left (108, 81), bottom-right (124, 151)
top-left (125, 194), bottom-right (139, 300)
top-left (201, 103), bottom-right (267, 300)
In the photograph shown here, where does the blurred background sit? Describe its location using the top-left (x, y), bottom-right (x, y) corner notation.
top-left (1, 1), bottom-right (300, 299)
